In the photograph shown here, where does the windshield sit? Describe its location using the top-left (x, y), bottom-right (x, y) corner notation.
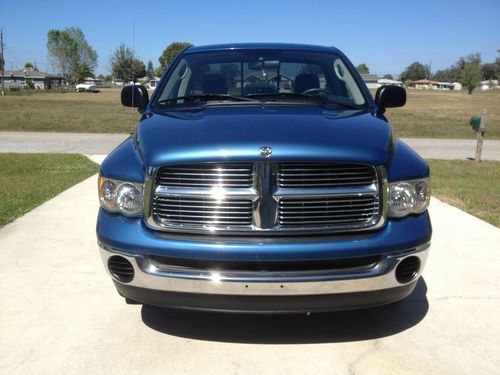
top-left (153, 49), bottom-right (368, 109)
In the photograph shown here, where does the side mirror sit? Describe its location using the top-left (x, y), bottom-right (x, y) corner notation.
top-left (121, 85), bottom-right (149, 112)
top-left (375, 85), bottom-right (406, 112)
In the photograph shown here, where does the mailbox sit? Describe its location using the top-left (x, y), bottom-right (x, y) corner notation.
top-left (470, 116), bottom-right (481, 131)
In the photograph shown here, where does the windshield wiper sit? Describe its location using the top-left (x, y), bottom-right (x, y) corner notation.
top-left (158, 94), bottom-right (256, 105)
top-left (246, 92), bottom-right (363, 109)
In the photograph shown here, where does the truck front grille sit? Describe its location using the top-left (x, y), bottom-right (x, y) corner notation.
top-left (156, 163), bottom-right (253, 188)
top-left (278, 195), bottom-right (379, 227)
top-left (278, 163), bottom-right (376, 188)
top-left (148, 162), bottom-right (385, 234)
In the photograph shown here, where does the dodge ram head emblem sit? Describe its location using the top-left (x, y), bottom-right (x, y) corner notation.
top-left (260, 146), bottom-right (272, 158)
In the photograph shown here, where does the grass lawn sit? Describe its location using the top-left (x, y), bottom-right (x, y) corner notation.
top-left (0, 154), bottom-right (98, 226)
top-left (0, 88), bottom-right (499, 138)
top-left (428, 159), bottom-right (500, 228)
top-left (0, 88), bottom-right (140, 133)
top-left (384, 90), bottom-right (500, 139)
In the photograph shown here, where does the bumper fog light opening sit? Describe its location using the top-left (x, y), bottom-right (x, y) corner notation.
top-left (395, 256), bottom-right (420, 284)
top-left (108, 255), bottom-right (135, 283)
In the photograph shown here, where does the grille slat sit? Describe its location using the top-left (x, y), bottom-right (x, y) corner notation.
top-left (156, 163), bottom-right (253, 188)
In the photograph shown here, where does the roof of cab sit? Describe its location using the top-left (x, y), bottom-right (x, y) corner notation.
top-left (185, 43), bottom-right (340, 54)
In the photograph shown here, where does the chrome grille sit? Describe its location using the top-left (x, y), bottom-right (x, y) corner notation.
top-left (156, 163), bottom-right (253, 188)
top-left (153, 196), bottom-right (253, 226)
top-left (148, 162), bottom-right (385, 234)
top-left (278, 195), bottom-right (380, 227)
top-left (278, 163), bottom-right (376, 188)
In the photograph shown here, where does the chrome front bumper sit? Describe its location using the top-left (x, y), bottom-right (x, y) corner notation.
top-left (99, 242), bottom-right (430, 297)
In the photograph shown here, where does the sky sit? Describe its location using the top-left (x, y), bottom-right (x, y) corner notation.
top-left (1, 0), bottom-right (499, 76)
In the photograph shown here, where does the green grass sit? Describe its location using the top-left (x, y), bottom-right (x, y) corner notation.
top-left (0, 154), bottom-right (98, 226)
top-left (1, 88), bottom-right (499, 138)
top-left (428, 159), bottom-right (500, 227)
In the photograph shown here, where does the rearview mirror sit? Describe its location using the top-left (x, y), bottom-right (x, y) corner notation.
top-left (375, 85), bottom-right (406, 112)
top-left (121, 85), bottom-right (149, 112)
top-left (248, 60), bottom-right (280, 70)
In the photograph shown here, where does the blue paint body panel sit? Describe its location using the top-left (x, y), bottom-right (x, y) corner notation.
top-left (185, 43), bottom-right (341, 54)
top-left (387, 139), bottom-right (430, 181)
top-left (97, 208), bottom-right (431, 261)
top-left (100, 138), bottom-right (145, 182)
top-left (135, 106), bottom-right (392, 167)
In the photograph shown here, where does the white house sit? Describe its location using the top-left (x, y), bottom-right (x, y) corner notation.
top-left (479, 80), bottom-right (498, 90)
top-left (360, 74), bottom-right (379, 90)
top-left (147, 77), bottom-right (161, 90)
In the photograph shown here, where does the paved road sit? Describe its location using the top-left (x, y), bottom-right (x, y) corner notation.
top-left (0, 172), bottom-right (499, 374)
top-left (1, 132), bottom-right (500, 160)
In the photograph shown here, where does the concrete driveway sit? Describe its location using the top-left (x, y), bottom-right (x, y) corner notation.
top-left (1, 174), bottom-right (499, 374)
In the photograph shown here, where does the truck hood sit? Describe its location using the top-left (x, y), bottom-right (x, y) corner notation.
top-left (135, 105), bottom-right (393, 166)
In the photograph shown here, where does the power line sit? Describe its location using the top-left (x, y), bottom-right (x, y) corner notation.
top-left (4, 44), bottom-right (22, 67)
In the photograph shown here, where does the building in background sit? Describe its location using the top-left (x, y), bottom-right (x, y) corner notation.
top-left (377, 78), bottom-right (403, 88)
top-left (479, 80), bottom-right (499, 90)
top-left (360, 74), bottom-right (379, 90)
top-left (3, 68), bottom-right (65, 90)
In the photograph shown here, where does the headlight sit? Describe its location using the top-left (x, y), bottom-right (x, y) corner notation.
top-left (98, 176), bottom-right (144, 217)
top-left (388, 178), bottom-right (430, 218)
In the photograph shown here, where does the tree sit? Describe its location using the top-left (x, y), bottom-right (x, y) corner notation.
top-left (47, 27), bottom-right (97, 82)
top-left (24, 62), bottom-right (34, 69)
top-left (155, 66), bottom-right (164, 78)
top-left (461, 64), bottom-right (483, 94)
top-left (146, 60), bottom-right (155, 79)
top-left (110, 44), bottom-right (146, 82)
top-left (383, 74), bottom-right (393, 80)
top-left (481, 63), bottom-right (498, 80)
top-left (433, 68), bottom-right (456, 82)
top-left (356, 63), bottom-right (369, 74)
top-left (158, 42), bottom-right (193, 70)
top-left (73, 62), bottom-right (92, 83)
top-left (432, 53), bottom-right (484, 83)
top-left (400, 61), bottom-right (430, 81)
top-left (456, 53), bottom-right (481, 70)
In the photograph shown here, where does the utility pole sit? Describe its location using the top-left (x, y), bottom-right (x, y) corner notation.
top-left (1, 27), bottom-right (5, 96)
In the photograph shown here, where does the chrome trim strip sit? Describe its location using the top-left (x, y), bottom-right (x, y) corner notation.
top-left (273, 185), bottom-right (377, 198)
top-left (155, 186), bottom-right (258, 198)
top-left (99, 241), bottom-right (430, 296)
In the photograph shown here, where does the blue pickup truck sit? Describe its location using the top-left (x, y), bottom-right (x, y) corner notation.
top-left (97, 43), bottom-right (431, 313)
